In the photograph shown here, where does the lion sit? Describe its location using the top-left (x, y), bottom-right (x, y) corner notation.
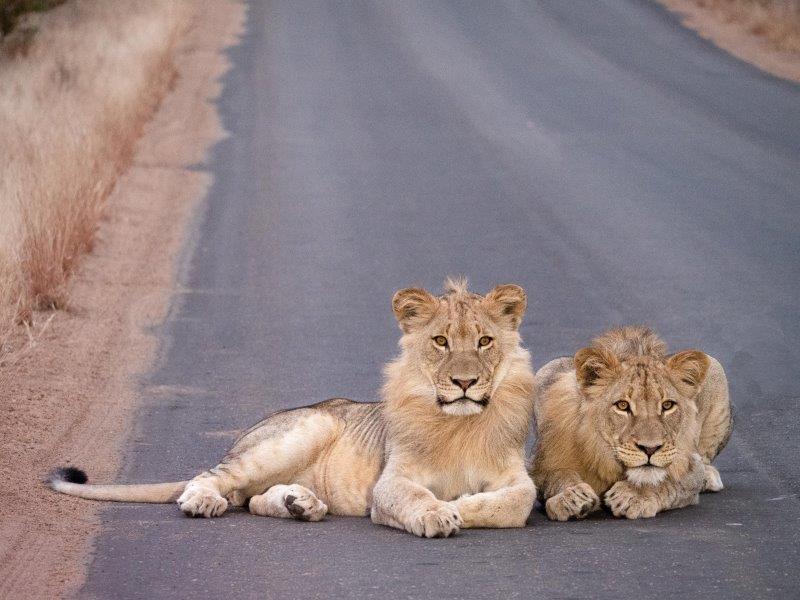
top-left (530, 326), bottom-right (732, 520)
top-left (50, 278), bottom-right (536, 537)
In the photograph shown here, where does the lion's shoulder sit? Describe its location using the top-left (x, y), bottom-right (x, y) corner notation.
top-left (533, 357), bottom-right (578, 422)
top-left (535, 357), bottom-right (574, 396)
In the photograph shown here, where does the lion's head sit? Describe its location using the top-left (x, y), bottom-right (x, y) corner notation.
top-left (574, 326), bottom-right (709, 486)
top-left (386, 277), bottom-right (529, 417)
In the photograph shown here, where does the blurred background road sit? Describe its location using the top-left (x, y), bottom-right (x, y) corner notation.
top-left (83, 1), bottom-right (799, 598)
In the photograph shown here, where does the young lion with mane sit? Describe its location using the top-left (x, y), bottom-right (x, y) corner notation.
top-left (51, 278), bottom-right (536, 538)
top-left (532, 326), bottom-right (732, 520)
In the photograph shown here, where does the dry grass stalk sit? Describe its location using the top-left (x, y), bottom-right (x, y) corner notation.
top-left (0, 0), bottom-right (190, 358)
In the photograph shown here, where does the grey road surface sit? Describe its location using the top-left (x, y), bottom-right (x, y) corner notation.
top-left (81, 1), bottom-right (800, 598)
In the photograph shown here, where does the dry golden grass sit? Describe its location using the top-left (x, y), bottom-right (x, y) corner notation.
top-left (0, 0), bottom-right (190, 358)
top-left (690, 0), bottom-right (800, 51)
top-left (1, 1), bottom-right (66, 40)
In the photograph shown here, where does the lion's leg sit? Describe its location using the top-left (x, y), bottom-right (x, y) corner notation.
top-left (178, 410), bottom-right (340, 518)
top-left (248, 484), bottom-right (328, 521)
top-left (371, 458), bottom-right (463, 538)
top-left (702, 464), bottom-right (724, 492)
top-left (605, 455), bottom-right (705, 519)
top-left (692, 357), bottom-right (732, 495)
top-left (453, 468), bottom-right (535, 528)
top-left (539, 469), bottom-right (601, 522)
top-left (696, 357), bottom-right (733, 464)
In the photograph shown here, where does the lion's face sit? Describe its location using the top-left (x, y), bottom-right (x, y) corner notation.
top-left (575, 346), bottom-right (709, 486)
top-left (391, 279), bottom-right (527, 416)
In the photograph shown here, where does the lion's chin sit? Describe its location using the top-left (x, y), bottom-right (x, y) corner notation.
top-left (437, 397), bottom-right (488, 416)
top-left (626, 466), bottom-right (667, 487)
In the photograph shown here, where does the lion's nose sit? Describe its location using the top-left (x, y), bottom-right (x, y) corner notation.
top-left (636, 443), bottom-right (663, 457)
top-left (451, 378), bottom-right (477, 391)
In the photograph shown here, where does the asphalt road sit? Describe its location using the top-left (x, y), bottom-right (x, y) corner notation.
top-left (82, 1), bottom-right (800, 598)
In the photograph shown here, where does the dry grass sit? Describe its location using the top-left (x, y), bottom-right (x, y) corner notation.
top-left (0, 0), bottom-right (190, 359)
top-left (0, 1), bottom-right (66, 39)
top-left (690, 0), bottom-right (800, 51)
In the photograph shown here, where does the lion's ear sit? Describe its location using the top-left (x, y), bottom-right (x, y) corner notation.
top-left (667, 350), bottom-right (709, 397)
top-left (483, 284), bottom-right (527, 330)
top-left (574, 347), bottom-right (620, 393)
top-left (391, 287), bottom-right (438, 333)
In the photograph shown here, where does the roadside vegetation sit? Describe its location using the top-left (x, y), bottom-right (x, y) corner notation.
top-left (689, 0), bottom-right (800, 51)
top-left (0, 1), bottom-right (64, 38)
top-left (0, 0), bottom-right (190, 360)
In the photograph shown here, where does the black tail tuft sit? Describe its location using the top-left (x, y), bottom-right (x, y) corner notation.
top-left (51, 466), bottom-right (88, 485)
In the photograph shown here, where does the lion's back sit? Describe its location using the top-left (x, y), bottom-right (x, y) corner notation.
top-left (231, 398), bottom-right (385, 456)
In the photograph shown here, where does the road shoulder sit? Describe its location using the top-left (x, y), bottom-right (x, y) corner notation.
top-left (659, 0), bottom-right (800, 83)
top-left (0, 2), bottom-right (244, 598)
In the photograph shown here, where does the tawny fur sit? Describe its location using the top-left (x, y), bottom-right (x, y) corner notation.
top-left (531, 326), bottom-right (732, 521)
top-left (50, 278), bottom-right (536, 538)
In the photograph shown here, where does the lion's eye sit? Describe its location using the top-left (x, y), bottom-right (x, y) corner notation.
top-left (433, 336), bottom-right (448, 347)
top-left (478, 336), bottom-right (493, 348)
top-left (614, 400), bottom-right (630, 412)
top-left (662, 400), bottom-right (676, 411)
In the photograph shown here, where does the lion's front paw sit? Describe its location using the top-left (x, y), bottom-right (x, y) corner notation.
top-left (604, 481), bottom-right (659, 519)
top-left (702, 464), bottom-right (724, 493)
top-left (408, 501), bottom-right (462, 538)
top-left (177, 483), bottom-right (228, 518)
top-left (545, 483), bottom-right (600, 521)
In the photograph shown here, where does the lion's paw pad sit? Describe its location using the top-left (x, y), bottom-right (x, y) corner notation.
top-left (284, 490), bottom-right (327, 522)
top-left (546, 483), bottom-right (600, 521)
top-left (410, 502), bottom-right (462, 538)
top-left (604, 482), bottom-right (658, 519)
top-left (703, 465), bottom-right (724, 493)
top-left (177, 485), bottom-right (228, 518)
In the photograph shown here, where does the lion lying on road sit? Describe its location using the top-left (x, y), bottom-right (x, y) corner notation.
top-left (531, 326), bottom-right (732, 520)
top-left (51, 278), bottom-right (536, 538)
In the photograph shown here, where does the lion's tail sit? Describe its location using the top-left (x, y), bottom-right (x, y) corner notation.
top-left (49, 467), bottom-right (188, 503)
